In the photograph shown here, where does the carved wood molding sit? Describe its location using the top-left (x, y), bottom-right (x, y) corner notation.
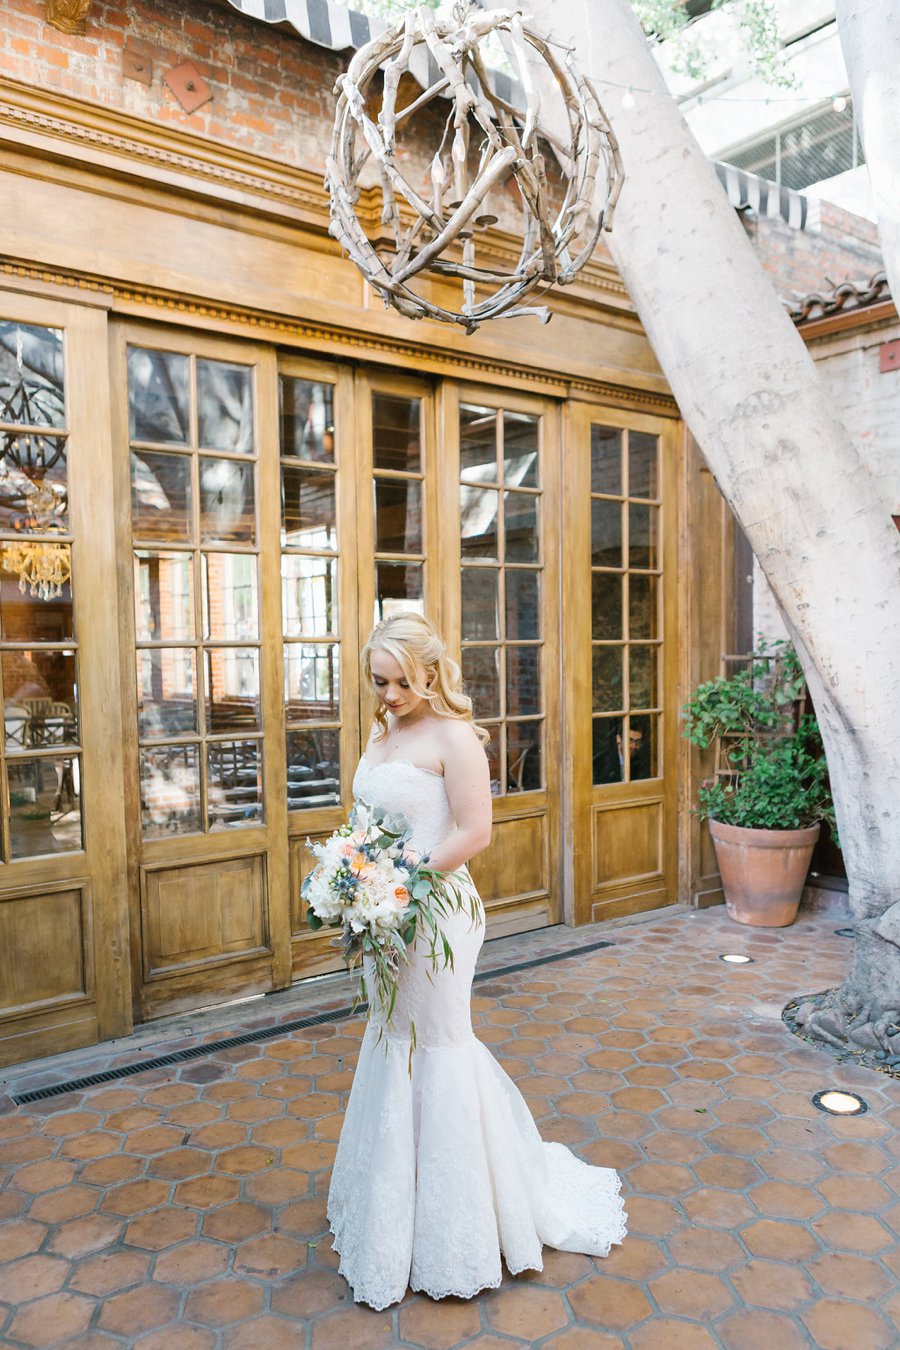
top-left (45, 0), bottom-right (92, 35)
top-left (0, 78), bottom-right (632, 313)
top-left (0, 258), bottom-right (676, 414)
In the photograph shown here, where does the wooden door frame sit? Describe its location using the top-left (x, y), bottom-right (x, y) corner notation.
top-left (353, 368), bottom-right (441, 641)
top-left (564, 401), bottom-right (681, 925)
top-left (291, 364), bottom-right (440, 977)
top-left (353, 367), bottom-right (441, 728)
top-left (277, 352), bottom-right (362, 980)
top-left (0, 290), bottom-right (131, 1065)
top-left (110, 319), bottom-right (291, 1020)
top-left (440, 379), bottom-right (564, 935)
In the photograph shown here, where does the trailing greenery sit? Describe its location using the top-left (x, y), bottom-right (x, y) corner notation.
top-left (682, 640), bottom-right (836, 832)
top-left (632, 0), bottom-right (793, 87)
top-left (334, 0), bottom-right (438, 19)
top-left (342, 0), bottom-right (792, 91)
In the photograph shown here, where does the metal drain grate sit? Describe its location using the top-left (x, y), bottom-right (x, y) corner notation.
top-left (11, 938), bottom-right (613, 1105)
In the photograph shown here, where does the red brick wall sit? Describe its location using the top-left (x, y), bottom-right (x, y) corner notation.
top-left (1, 0), bottom-right (883, 299)
top-left (743, 201), bottom-right (884, 303)
top-left (2, 0), bottom-right (341, 170)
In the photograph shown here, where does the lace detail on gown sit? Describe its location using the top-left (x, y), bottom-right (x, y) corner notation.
top-left (326, 757), bottom-right (627, 1310)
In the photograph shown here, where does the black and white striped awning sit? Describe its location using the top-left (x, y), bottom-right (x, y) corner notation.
top-left (714, 161), bottom-right (808, 230)
top-left (226, 0), bottom-right (810, 231)
top-left (226, 0), bottom-right (389, 53)
top-left (225, 0), bottom-right (522, 105)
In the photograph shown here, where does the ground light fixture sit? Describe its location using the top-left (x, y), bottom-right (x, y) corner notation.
top-left (718, 953), bottom-right (755, 964)
top-left (813, 1090), bottom-right (868, 1116)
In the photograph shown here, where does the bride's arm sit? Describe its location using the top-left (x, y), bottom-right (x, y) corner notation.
top-left (425, 723), bottom-right (492, 873)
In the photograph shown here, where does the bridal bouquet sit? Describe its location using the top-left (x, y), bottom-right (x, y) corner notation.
top-left (302, 799), bottom-right (478, 1026)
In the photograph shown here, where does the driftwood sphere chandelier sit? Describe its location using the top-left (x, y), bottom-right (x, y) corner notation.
top-left (326, 3), bottom-right (623, 332)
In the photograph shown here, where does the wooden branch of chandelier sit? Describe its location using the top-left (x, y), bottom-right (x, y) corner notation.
top-left (326, 4), bottom-right (624, 331)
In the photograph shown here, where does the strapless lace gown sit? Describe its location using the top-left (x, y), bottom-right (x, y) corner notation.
top-left (326, 756), bottom-right (627, 1310)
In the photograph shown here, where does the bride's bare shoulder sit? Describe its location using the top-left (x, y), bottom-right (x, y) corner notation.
top-left (437, 717), bottom-right (486, 759)
top-left (365, 721), bottom-right (382, 748)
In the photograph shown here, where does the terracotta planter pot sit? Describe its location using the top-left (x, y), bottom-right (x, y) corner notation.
top-left (708, 819), bottom-right (821, 928)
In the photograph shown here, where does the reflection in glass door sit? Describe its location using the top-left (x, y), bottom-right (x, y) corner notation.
top-left (590, 425), bottom-right (663, 787)
top-left (567, 404), bottom-right (677, 927)
top-left (0, 320), bottom-right (81, 862)
top-left (279, 373), bottom-right (342, 813)
top-left (459, 404), bottom-right (543, 795)
top-left (128, 348), bottom-right (263, 836)
top-left (1, 296), bottom-right (131, 1066)
top-left (372, 391), bottom-right (427, 622)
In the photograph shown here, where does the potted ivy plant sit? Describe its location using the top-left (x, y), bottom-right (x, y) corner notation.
top-left (682, 641), bottom-right (836, 927)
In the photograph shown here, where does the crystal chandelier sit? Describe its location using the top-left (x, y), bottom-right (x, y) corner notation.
top-left (1, 479), bottom-right (70, 601)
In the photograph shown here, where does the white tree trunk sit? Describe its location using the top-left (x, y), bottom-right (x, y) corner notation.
top-left (835, 0), bottom-right (900, 302)
top-left (503, 0), bottom-right (900, 1045)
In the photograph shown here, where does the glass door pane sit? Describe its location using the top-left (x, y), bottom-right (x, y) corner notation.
top-left (372, 392), bottom-right (425, 621)
top-left (590, 424), bottom-right (663, 786)
top-left (458, 404), bottom-right (543, 795)
top-left (279, 376), bottom-right (342, 812)
top-left (0, 319), bottom-right (82, 861)
top-left (128, 347), bottom-right (263, 835)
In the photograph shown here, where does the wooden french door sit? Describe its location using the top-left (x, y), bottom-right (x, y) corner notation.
top-left (0, 302), bottom-right (678, 1060)
top-left (116, 339), bottom-right (567, 1013)
top-left (0, 293), bottom-right (130, 1066)
top-left (294, 372), bottom-right (563, 958)
top-left (565, 403), bottom-right (680, 923)
top-left (439, 383), bottom-right (563, 936)
top-left (291, 368), bottom-right (441, 974)
top-left (114, 324), bottom-right (292, 1020)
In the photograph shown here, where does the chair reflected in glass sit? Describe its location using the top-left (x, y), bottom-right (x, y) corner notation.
top-left (20, 698), bottom-right (76, 746)
top-left (286, 728), bottom-right (340, 811)
top-left (5, 695), bottom-right (78, 822)
top-left (208, 740), bottom-right (262, 830)
top-left (5, 752), bottom-right (82, 858)
top-left (5, 697), bottom-right (76, 759)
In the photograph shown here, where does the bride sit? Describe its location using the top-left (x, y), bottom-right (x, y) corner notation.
top-left (327, 612), bottom-right (627, 1309)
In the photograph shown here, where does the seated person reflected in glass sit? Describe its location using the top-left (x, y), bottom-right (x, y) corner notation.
top-left (593, 716), bottom-right (653, 784)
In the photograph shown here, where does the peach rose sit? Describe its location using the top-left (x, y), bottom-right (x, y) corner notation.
top-left (350, 852), bottom-right (376, 877)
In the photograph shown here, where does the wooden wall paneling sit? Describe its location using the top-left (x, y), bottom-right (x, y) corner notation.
top-left (659, 415), bottom-right (681, 905)
top-left (539, 397), bottom-right (563, 927)
top-left (0, 882), bottom-right (92, 1014)
top-left (66, 302), bottom-right (132, 1041)
top-left (109, 320), bottom-right (145, 1021)
top-left (592, 799), bottom-right (663, 886)
top-left (142, 854), bottom-right (267, 977)
top-left (255, 346), bottom-right (292, 988)
top-left (563, 402), bottom-right (595, 925)
top-left (467, 812), bottom-right (546, 902)
top-left (680, 432), bottom-right (735, 908)
top-left (0, 113), bottom-right (675, 417)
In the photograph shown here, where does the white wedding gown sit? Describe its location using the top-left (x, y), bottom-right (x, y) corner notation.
top-left (327, 756), bottom-right (627, 1310)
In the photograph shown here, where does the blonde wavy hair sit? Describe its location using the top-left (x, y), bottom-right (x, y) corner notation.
top-left (362, 611), bottom-right (490, 747)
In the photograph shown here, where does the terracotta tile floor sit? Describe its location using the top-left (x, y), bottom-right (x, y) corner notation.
top-left (1, 905), bottom-right (899, 1349)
